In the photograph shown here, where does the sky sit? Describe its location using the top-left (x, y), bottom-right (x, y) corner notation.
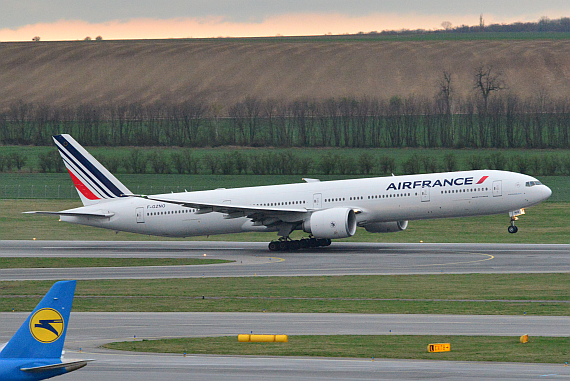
top-left (1, 1), bottom-right (570, 41)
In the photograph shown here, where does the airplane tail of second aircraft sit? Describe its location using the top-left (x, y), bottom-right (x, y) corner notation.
top-left (53, 134), bottom-right (132, 206)
top-left (0, 280), bottom-right (76, 360)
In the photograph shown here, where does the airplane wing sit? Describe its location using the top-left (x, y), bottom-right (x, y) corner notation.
top-left (21, 359), bottom-right (94, 373)
top-left (135, 195), bottom-right (310, 225)
top-left (23, 211), bottom-right (115, 218)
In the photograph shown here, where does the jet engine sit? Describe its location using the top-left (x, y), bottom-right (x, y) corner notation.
top-left (364, 220), bottom-right (408, 233)
top-left (303, 208), bottom-right (357, 239)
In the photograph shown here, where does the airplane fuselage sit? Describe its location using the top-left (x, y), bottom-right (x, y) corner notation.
top-left (60, 170), bottom-right (551, 238)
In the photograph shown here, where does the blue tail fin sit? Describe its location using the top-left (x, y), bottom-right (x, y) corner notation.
top-left (0, 281), bottom-right (76, 359)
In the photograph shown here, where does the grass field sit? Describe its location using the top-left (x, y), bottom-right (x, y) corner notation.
top-left (103, 335), bottom-right (570, 364)
top-left (0, 257), bottom-right (232, 268)
top-left (2, 274), bottom-right (569, 315)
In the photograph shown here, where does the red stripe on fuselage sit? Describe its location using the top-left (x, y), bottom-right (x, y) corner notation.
top-left (67, 169), bottom-right (100, 200)
top-left (476, 176), bottom-right (489, 184)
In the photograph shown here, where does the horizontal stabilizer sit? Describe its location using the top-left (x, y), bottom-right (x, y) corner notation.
top-left (23, 211), bottom-right (115, 218)
top-left (21, 359), bottom-right (93, 373)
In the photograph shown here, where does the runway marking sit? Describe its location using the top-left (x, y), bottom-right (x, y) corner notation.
top-left (267, 257), bottom-right (285, 263)
top-left (413, 253), bottom-right (494, 268)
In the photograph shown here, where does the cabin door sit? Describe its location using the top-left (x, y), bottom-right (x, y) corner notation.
top-left (136, 207), bottom-right (145, 223)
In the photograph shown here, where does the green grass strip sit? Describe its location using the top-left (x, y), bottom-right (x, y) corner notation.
top-left (1, 274), bottom-right (569, 315)
top-left (0, 257), bottom-right (232, 268)
top-left (103, 335), bottom-right (570, 363)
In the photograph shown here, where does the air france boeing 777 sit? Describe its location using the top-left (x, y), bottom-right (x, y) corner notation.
top-left (26, 134), bottom-right (552, 251)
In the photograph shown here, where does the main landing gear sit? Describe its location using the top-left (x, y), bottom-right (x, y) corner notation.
top-left (268, 237), bottom-right (332, 251)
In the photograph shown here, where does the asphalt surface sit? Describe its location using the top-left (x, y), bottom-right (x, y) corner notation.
top-left (1, 240), bottom-right (570, 280)
top-left (2, 240), bottom-right (570, 380)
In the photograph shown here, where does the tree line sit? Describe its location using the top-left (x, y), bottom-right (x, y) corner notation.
top-left (3, 149), bottom-right (570, 177)
top-left (375, 16), bottom-right (570, 36)
top-left (3, 92), bottom-right (570, 149)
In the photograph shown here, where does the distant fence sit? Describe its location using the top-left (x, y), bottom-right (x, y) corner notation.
top-left (1, 185), bottom-right (210, 199)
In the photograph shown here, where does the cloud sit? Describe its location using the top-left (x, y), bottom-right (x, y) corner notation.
top-left (0, 12), bottom-right (551, 42)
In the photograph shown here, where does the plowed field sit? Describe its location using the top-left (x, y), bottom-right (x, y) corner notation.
top-left (1, 38), bottom-right (569, 112)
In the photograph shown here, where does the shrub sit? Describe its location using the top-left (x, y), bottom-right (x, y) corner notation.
top-left (202, 154), bottom-right (219, 174)
top-left (402, 153), bottom-right (421, 175)
top-left (485, 152), bottom-right (507, 170)
top-left (337, 155), bottom-right (356, 175)
top-left (420, 155), bottom-right (438, 173)
top-left (278, 151), bottom-right (299, 175)
top-left (10, 152), bottom-right (26, 171)
top-left (466, 154), bottom-right (484, 170)
top-left (378, 156), bottom-right (396, 175)
top-left (149, 151), bottom-right (170, 174)
top-left (319, 152), bottom-right (338, 175)
top-left (510, 155), bottom-right (529, 174)
top-left (528, 155), bottom-right (542, 175)
top-left (541, 154), bottom-right (560, 176)
top-left (442, 153), bottom-right (457, 172)
top-left (38, 152), bottom-right (52, 173)
top-left (358, 152), bottom-right (375, 175)
top-left (561, 155), bottom-right (570, 175)
top-left (233, 151), bottom-right (248, 175)
top-left (125, 150), bottom-right (147, 174)
top-left (298, 157), bottom-right (313, 175)
top-left (220, 152), bottom-right (235, 175)
top-left (249, 153), bottom-right (266, 175)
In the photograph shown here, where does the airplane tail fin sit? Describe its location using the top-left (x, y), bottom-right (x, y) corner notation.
top-left (0, 280), bottom-right (76, 360)
top-left (53, 134), bottom-right (132, 206)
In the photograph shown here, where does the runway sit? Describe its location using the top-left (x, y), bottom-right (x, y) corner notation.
top-left (2, 240), bottom-right (570, 380)
top-left (3, 312), bottom-right (570, 381)
top-left (51, 351), bottom-right (570, 381)
top-left (1, 240), bottom-right (570, 280)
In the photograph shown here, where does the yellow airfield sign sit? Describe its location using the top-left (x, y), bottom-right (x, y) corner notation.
top-left (428, 343), bottom-right (451, 353)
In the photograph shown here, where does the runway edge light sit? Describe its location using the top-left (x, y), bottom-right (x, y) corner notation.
top-left (520, 334), bottom-right (529, 344)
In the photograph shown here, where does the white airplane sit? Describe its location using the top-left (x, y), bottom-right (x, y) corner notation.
top-left (26, 134), bottom-right (552, 251)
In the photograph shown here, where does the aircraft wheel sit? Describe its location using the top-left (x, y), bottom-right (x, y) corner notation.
top-left (300, 239), bottom-right (310, 249)
top-left (324, 239), bottom-right (332, 246)
top-left (316, 238), bottom-right (328, 247)
top-left (268, 241), bottom-right (279, 251)
top-left (309, 238), bottom-right (318, 248)
top-left (507, 225), bottom-right (518, 234)
top-left (290, 240), bottom-right (301, 251)
top-left (278, 240), bottom-right (289, 251)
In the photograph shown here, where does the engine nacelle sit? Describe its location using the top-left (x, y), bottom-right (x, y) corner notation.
top-left (303, 208), bottom-right (357, 239)
top-left (364, 220), bottom-right (408, 233)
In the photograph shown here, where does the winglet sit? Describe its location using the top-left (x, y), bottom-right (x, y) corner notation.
top-left (0, 281), bottom-right (76, 359)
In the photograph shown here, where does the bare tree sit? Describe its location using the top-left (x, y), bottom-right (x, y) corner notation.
top-left (441, 21), bottom-right (452, 30)
top-left (473, 65), bottom-right (507, 111)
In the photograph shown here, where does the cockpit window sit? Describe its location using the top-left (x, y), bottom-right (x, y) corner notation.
top-left (525, 181), bottom-right (542, 187)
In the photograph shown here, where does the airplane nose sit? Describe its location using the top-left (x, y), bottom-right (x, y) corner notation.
top-left (543, 185), bottom-right (552, 199)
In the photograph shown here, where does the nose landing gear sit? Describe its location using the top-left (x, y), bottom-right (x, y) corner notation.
top-left (508, 209), bottom-right (525, 234)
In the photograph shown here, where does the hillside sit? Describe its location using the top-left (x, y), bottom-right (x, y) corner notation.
top-left (1, 38), bottom-right (570, 112)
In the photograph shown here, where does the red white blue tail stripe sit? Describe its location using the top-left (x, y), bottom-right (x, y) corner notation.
top-left (53, 134), bottom-right (131, 205)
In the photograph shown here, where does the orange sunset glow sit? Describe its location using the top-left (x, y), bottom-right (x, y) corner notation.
top-left (0, 12), bottom-right (543, 41)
